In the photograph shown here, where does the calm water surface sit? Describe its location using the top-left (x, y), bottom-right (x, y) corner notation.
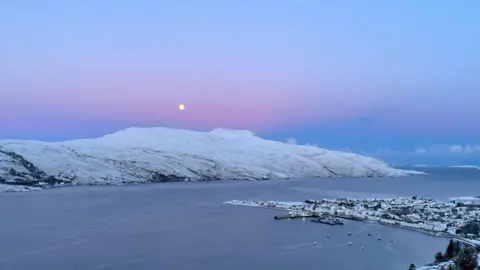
top-left (0, 168), bottom-right (478, 270)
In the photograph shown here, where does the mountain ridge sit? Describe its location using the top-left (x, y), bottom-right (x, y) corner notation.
top-left (0, 127), bottom-right (422, 192)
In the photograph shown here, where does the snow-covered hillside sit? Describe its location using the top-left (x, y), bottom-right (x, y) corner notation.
top-left (0, 127), bottom-right (422, 191)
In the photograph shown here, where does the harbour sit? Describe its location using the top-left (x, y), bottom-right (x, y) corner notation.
top-left (311, 217), bottom-right (344, 225)
top-left (273, 211), bottom-right (320, 220)
top-left (228, 198), bottom-right (480, 248)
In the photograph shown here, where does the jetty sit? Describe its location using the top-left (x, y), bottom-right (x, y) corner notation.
top-left (274, 211), bottom-right (320, 220)
top-left (311, 217), bottom-right (344, 225)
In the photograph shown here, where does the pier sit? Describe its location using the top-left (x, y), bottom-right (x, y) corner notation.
top-left (311, 217), bottom-right (344, 225)
top-left (274, 211), bottom-right (320, 220)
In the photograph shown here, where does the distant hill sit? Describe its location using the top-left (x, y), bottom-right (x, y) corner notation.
top-left (0, 127), bottom-right (421, 192)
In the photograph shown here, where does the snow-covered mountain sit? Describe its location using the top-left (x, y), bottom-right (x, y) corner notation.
top-left (0, 127), bottom-right (422, 192)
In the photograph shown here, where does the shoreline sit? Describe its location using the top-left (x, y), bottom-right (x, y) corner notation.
top-left (225, 200), bottom-right (452, 237)
top-left (226, 200), bottom-right (477, 242)
top-left (225, 198), bottom-right (480, 269)
top-left (0, 167), bottom-right (425, 194)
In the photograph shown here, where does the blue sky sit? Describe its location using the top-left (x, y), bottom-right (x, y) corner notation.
top-left (1, 0), bottom-right (479, 165)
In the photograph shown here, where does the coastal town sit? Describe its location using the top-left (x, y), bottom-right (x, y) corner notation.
top-left (226, 196), bottom-right (480, 269)
top-left (226, 196), bottom-right (480, 242)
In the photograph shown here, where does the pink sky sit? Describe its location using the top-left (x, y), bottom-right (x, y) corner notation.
top-left (1, 0), bottom-right (480, 164)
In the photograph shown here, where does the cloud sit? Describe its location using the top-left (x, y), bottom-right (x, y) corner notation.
top-left (465, 145), bottom-right (475, 153)
top-left (282, 139), bottom-right (480, 159)
top-left (285, 138), bottom-right (298, 145)
top-left (368, 144), bottom-right (480, 157)
top-left (449, 145), bottom-right (463, 153)
top-left (447, 144), bottom-right (480, 154)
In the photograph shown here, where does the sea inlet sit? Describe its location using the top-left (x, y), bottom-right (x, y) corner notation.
top-left (1, 170), bottom-right (477, 270)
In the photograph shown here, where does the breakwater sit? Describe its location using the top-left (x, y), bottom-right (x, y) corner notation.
top-left (274, 211), bottom-right (320, 220)
top-left (311, 217), bottom-right (344, 225)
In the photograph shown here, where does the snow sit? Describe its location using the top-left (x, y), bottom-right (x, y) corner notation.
top-left (449, 196), bottom-right (480, 201)
top-left (0, 127), bottom-right (422, 191)
top-left (466, 239), bottom-right (480, 246)
top-left (225, 200), bottom-right (304, 208)
top-left (450, 165), bottom-right (480, 170)
top-left (274, 201), bottom-right (304, 206)
top-left (417, 261), bottom-right (453, 269)
top-left (0, 184), bottom-right (41, 192)
top-left (224, 200), bottom-right (268, 207)
top-left (417, 255), bottom-right (480, 269)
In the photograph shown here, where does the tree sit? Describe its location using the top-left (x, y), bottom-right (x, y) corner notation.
top-left (436, 252), bottom-right (445, 263)
top-left (408, 263), bottom-right (416, 270)
top-left (454, 246), bottom-right (478, 270)
top-left (446, 239), bottom-right (456, 259)
top-left (454, 241), bottom-right (462, 255)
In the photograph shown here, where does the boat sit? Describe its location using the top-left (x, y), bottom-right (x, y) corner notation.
top-left (348, 242), bottom-right (352, 245)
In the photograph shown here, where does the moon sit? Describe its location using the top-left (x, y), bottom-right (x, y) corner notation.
top-left (178, 104), bottom-right (185, 111)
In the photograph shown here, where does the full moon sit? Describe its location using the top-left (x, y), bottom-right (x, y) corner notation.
top-left (178, 104), bottom-right (185, 110)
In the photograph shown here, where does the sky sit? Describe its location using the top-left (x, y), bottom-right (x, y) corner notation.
top-left (1, 0), bottom-right (479, 165)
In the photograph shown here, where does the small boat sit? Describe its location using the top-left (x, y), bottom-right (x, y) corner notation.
top-left (348, 232), bottom-right (352, 235)
top-left (348, 242), bottom-right (352, 245)
top-left (313, 242), bottom-right (318, 245)
top-left (361, 246), bottom-right (364, 250)
top-left (368, 233), bottom-right (371, 236)
top-left (378, 237), bottom-right (382, 240)
top-left (327, 234), bottom-right (330, 238)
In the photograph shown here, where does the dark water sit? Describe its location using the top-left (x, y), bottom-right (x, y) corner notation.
top-left (0, 168), bottom-right (478, 270)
